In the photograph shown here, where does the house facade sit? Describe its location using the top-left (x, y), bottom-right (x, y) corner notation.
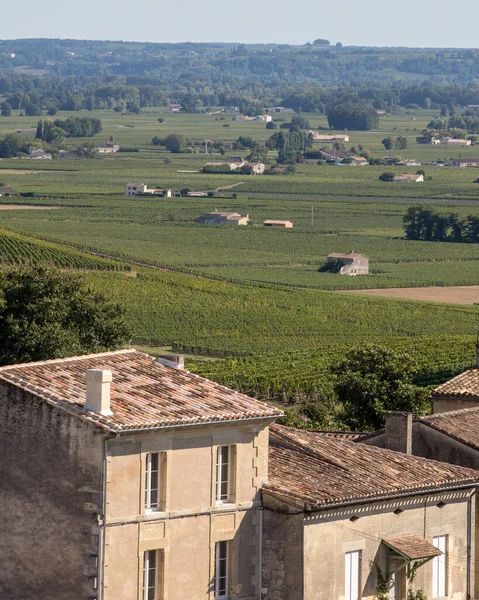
top-left (263, 425), bottom-right (479, 600)
top-left (327, 251), bottom-right (369, 275)
top-left (0, 350), bottom-right (281, 600)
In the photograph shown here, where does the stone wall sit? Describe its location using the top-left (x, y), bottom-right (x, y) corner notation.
top-left (0, 382), bottom-right (105, 599)
top-left (262, 495), bottom-right (304, 600)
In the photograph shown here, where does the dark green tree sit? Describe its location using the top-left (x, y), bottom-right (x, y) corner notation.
top-left (332, 346), bottom-right (430, 431)
top-left (382, 137), bottom-right (393, 150)
top-left (395, 136), bottom-right (408, 150)
top-left (0, 265), bottom-right (129, 365)
top-left (0, 102), bottom-right (12, 117)
top-left (379, 171), bottom-right (395, 182)
top-left (163, 133), bottom-right (185, 153)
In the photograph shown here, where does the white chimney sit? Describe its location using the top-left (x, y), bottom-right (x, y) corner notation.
top-left (85, 369), bottom-right (113, 416)
top-left (156, 354), bottom-right (184, 370)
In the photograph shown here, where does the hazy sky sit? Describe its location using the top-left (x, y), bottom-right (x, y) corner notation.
top-left (2, 0), bottom-right (477, 48)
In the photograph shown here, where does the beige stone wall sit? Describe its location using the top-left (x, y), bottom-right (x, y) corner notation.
top-left (103, 420), bottom-right (271, 600)
top-left (302, 491), bottom-right (474, 600)
top-left (0, 382), bottom-right (105, 600)
top-left (433, 398), bottom-right (479, 414)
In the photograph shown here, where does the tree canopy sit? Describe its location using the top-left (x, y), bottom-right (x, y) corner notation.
top-left (0, 265), bottom-right (129, 365)
top-left (331, 346), bottom-right (430, 431)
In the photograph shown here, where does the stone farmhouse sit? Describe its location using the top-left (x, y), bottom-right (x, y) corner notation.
top-left (327, 251), bottom-right (369, 275)
top-left (451, 158), bottom-right (479, 168)
top-left (1, 349), bottom-right (478, 600)
top-left (263, 220), bottom-right (293, 228)
top-left (0, 185), bottom-right (19, 196)
top-left (393, 174), bottom-right (424, 183)
top-left (125, 183), bottom-right (172, 197)
top-left (195, 211), bottom-right (250, 225)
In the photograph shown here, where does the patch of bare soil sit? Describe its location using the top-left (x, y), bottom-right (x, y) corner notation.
top-left (341, 286), bottom-right (479, 305)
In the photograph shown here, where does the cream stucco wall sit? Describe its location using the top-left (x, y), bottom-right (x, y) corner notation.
top-left (103, 419), bottom-right (272, 600)
top-left (302, 491), bottom-right (474, 600)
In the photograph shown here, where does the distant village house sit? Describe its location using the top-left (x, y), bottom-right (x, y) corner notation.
top-left (195, 211), bottom-right (249, 225)
top-left (125, 183), bottom-right (172, 197)
top-left (263, 220), bottom-right (293, 228)
top-left (393, 174), bottom-right (424, 183)
top-left (0, 186), bottom-right (19, 197)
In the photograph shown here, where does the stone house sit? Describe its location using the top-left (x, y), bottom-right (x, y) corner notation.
top-left (0, 349), bottom-right (282, 600)
top-left (0, 185), bottom-right (19, 196)
top-left (263, 220), bottom-right (293, 228)
top-left (263, 424), bottom-right (479, 600)
top-left (195, 211), bottom-right (250, 225)
top-left (451, 158), bottom-right (479, 168)
top-left (326, 251), bottom-right (369, 275)
top-left (392, 174), bottom-right (424, 183)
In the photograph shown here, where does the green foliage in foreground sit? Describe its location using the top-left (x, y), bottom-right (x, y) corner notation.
top-left (331, 346), bottom-right (430, 431)
top-left (0, 265), bottom-right (129, 365)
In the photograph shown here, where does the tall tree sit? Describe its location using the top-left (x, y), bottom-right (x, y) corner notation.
top-left (332, 346), bottom-right (429, 431)
top-left (0, 265), bottom-right (129, 365)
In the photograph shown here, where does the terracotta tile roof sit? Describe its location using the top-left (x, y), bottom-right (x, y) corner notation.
top-left (265, 425), bottom-right (479, 508)
top-left (0, 350), bottom-right (282, 432)
top-left (312, 430), bottom-right (368, 441)
top-left (418, 406), bottom-right (479, 451)
top-left (432, 368), bottom-right (479, 399)
top-left (384, 535), bottom-right (442, 560)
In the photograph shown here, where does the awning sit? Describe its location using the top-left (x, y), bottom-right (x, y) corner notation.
top-left (383, 535), bottom-right (442, 578)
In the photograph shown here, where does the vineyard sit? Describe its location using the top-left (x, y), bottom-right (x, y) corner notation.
top-left (0, 228), bottom-right (128, 271)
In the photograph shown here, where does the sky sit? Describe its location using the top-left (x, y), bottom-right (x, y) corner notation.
top-left (1, 0), bottom-right (477, 48)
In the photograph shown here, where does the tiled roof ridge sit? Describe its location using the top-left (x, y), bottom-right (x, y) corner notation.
top-left (0, 348), bottom-right (136, 372)
top-left (419, 405), bottom-right (479, 421)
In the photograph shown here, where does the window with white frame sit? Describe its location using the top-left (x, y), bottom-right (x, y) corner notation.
top-left (145, 452), bottom-right (160, 511)
top-left (214, 541), bottom-right (229, 599)
top-left (345, 550), bottom-right (361, 600)
top-left (143, 549), bottom-right (158, 600)
top-left (216, 446), bottom-right (232, 503)
top-left (432, 536), bottom-right (447, 598)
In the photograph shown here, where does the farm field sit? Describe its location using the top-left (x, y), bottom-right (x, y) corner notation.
top-left (0, 107), bottom-right (479, 409)
top-left (342, 285), bottom-right (479, 304)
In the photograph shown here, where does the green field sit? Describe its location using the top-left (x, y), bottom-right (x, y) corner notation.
top-left (0, 107), bottom-right (478, 416)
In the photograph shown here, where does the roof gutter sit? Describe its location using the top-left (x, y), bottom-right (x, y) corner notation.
top-left (110, 414), bottom-right (281, 435)
top-left (265, 482), bottom-right (478, 515)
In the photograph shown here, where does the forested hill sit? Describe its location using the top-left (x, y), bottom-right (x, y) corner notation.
top-left (2, 39), bottom-right (479, 113)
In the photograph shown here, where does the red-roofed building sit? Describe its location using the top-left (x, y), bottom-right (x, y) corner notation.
top-left (0, 349), bottom-right (281, 600)
top-left (263, 424), bottom-right (479, 600)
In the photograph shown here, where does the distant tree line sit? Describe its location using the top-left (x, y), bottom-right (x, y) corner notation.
top-left (403, 206), bottom-right (479, 243)
top-left (266, 129), bottom-right (313, 163)
top-left (327, 104), bottom-right (379, 130)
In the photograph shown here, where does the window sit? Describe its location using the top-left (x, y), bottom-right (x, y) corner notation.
top-left (216, 446), bottom-right (232, 503)
top-left (345, 551), bottom-right (361, 600)
top-left (215, 541), bottom-right (229, 599)
top-left (145, 453), bottom-right (160, 511)
top-left (143, 550), bottom-right (158, 600)
top-left (432, 536), bottom-right (447, 598)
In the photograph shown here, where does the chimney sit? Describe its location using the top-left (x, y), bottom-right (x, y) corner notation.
top-left (384, 411), bottom-right (412, 454)
top-left (157, 354), bottom-right (184, 370)
top-left (85, 369), bottom-right (113, 416)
